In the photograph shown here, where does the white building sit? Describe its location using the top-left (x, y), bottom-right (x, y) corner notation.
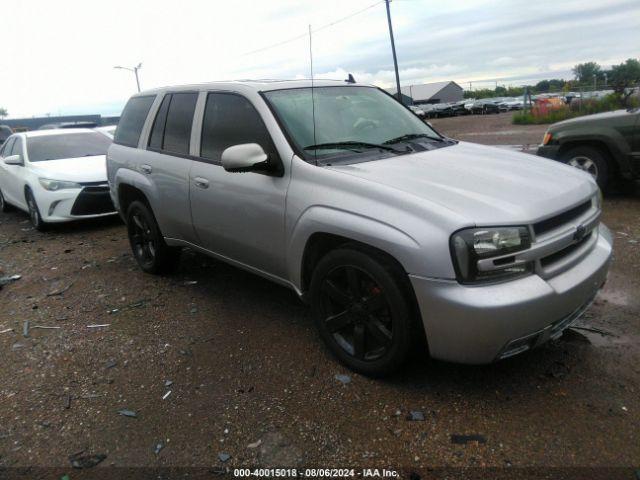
top-left (388, 81), bottom-right (464, 105)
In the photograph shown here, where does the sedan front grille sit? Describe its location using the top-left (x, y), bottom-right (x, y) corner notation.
top-left (70, 187), bottom-right (115, 216)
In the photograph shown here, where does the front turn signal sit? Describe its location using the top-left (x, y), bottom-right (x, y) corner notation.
top-left (542, 132), bottom-right (553, 145)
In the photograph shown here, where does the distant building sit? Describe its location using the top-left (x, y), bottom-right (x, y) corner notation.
top-left (388, 81), bottom-right (464, 105)
top-left (2, 114), bottom-right (119, 131)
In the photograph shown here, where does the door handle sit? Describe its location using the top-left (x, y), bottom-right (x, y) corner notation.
top-left (140, 164), bottom-right (152, 174)
top-left (194, 177), bottom-right (209, 189)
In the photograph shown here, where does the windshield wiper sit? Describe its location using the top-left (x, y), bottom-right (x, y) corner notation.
top-left (383, 133), bottom-right (444, 145)
top-left (303, 141), bottom-right (404, 153)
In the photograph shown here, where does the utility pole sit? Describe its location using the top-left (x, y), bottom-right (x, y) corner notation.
top-left (114, 63), bottom-right (143, 92)
top-left (385, 0), bottom-right (402, 103)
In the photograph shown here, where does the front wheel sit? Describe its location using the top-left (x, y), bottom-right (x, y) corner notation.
top-left (310, 248), bottom-right (418, 377)
top-left (0, 188), bottom-right (11, 213)
top-left (26, 189), bottom-right (48, 231)
top-left (126, 200), bottom-right (180, 274)
top-left (562, 145), bottom-right (610, 191)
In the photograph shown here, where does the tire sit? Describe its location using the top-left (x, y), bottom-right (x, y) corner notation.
top-left (0, 188), bottom-right (11, 213)
top-left (310, 247), bottom-right (418, 377)
top-left (126, 200), bottom-right (181, 274)
top-left (25, 189), bottom-right (48, 231)
top-left (561, 145), bottom-right (611, 191)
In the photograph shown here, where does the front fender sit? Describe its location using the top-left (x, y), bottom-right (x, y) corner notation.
top-left (556, 128), bottom-right (628, 165)
top-left (287, 205), bottom-right (423, 291)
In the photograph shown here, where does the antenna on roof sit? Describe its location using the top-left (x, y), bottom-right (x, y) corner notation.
top-left (346, 73), bottom-right (356, 84)
top-left (309, 24), bottom-right (318, 166)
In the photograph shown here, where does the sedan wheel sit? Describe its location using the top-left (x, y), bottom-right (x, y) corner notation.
top-left (0, 189), bottom-right (9, 213)
top-left (26, 190), bottom-right (47, 231)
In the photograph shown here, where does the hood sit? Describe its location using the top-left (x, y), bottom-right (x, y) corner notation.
top-left (30, 155), bottom-right (107, 183)
top-left (551, 109), bottom-right (634, 129)
top-left (328, 142), bottom-right (597, 225)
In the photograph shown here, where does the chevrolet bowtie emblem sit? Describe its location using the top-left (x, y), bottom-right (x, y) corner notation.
top-left (574, 225), bottom-right (586, 242)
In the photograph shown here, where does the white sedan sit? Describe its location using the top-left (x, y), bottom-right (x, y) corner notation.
top-left (0, 129), bottom-right (116, 230)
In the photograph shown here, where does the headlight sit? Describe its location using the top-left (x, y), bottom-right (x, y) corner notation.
top-left (450, 226), bottom-right (532, 284)
top-left (38, 178), bottom-right (82, 191)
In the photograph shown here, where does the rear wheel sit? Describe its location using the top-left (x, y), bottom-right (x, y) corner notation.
top-left (126, 200), bottom-right (180, 274)
top-left (26, 189), bottom-right (48, 231)
top-left (310, 248), bottom-right (418, 377)
top-left (562, 145), bottom-right (611, 191)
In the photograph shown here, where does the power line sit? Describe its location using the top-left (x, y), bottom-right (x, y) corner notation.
top-left (240, 1), bottom-right (384, 57)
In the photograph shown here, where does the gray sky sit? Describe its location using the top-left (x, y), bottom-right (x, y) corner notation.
top-left (3, 0), bottom-right (639, 118)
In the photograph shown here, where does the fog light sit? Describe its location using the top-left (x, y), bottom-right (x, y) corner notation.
top-left (48, 200), bottom-right (61, 216)
top-left (499, 334), bottom-right (539, 360)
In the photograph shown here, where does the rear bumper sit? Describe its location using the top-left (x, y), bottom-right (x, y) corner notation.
top-left (409, 224), bottom-right (613, 364)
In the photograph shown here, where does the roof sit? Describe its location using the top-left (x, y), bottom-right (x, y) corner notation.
top-left (134, 79), bottom-right (371, 96)
top-left (18, 128), bottom-right (98, 138)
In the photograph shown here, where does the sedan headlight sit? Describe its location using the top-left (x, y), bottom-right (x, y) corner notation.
top-left (38, 178), bottom-right (82, 191)
top-left (450, 226), bottom-right (532, 284)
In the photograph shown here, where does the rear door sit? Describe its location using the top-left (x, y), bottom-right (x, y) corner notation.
top-left (141, 92), bottom-right (199, 242)
top-left (189, 92), bottom-right (289, 278)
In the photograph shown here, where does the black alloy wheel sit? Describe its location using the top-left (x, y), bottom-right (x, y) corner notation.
top-left (126, 200), bottom-right (180, 274)
top-left (311, 248), bottom-right (417, 376)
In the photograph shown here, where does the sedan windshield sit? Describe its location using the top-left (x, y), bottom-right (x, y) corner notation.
top-left (27, 132), bottom-right (111, 162)
top-left (264, 86), bottom-right (444, 163)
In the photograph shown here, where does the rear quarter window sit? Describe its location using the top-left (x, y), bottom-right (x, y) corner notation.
top-left (114, 95), bottom-right (156, 147)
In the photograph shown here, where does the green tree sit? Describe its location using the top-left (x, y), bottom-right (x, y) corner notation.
top-left (572, 62), bottom-right (602, 83)
top-left (0, 107), bottom-right (7, 120)
top-left (609, 58), bottom-right (640, 94)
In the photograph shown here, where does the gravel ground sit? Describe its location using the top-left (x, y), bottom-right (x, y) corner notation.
top-left (0, 117), bottom-right (638, 478)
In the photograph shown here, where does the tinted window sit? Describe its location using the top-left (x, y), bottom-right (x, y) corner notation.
top-left (162, 93), bottom-right (198, 155)
top-left (27, 133), bottom-right (112, 162)
top-left (114, 95), bottom-right (155, 147)
top-left (201, 93), bottom-right (275, 162)
top-left (1, 137), bottom-right (15, 156)
top-left (149, 94), bottom-right (171, 150)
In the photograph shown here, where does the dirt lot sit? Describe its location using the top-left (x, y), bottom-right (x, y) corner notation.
top-left (1, 115), bottom-right (639, 478)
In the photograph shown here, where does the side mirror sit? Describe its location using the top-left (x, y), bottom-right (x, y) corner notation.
top-left (221, 143), bottom-right (268, 173)
top-left (4, 154), bottom-right (23, 166)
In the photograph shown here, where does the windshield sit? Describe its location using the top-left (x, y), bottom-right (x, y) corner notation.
top-left (27, 132), bottom-right (111, 162)
top-left (263, 86), bottom-right (443, 162)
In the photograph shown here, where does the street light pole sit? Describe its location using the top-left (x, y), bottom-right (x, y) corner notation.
top-left (114, 63), bottom-right (143, 92)
top-left (385, 0), bottom-right (402, 103)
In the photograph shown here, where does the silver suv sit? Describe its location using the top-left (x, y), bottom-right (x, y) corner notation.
top-left (107, 80), bottom-right (612, 376)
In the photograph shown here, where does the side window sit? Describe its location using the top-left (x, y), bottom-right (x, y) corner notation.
top-left (161, 93), bottom-right (198, 155)
top-left (201, 93), bottom-right (277, 162)
top-left (114, 95), bottom-right (156, 147)
top-left (1, 137), bottom-right (15, 157)
top-left (11, 137), bottom-right (23, 157)
top-left (148, 94), bottom-right (171, 150)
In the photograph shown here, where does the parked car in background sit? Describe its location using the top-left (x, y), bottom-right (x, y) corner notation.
top-left (408, 105), bottom-right (426, 118)
top-left (38, 121), bottom-right (99, 130)
top-left (471, 99), bottom-right (500, 114)
top-left (537, 108), bottom-right (640, 190)
top-left (107, 80), bottom-right (611, 376)
top-left (95, 125), bottom-right (117, 139)
top-left (0, 129), bottom-right (116, 230)
top-left (0, 125), bottom-right (12, 146)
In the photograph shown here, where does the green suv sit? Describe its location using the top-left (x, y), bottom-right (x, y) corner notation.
top-left (537, 108), bottom-right (640, 190)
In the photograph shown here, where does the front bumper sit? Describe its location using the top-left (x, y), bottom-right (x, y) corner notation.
top-left (409, 224), bottom-right (613, 364)
top-left (37, 185), bottom-right (117, 223)
top-left (537, 144), bottom-right (560, 160)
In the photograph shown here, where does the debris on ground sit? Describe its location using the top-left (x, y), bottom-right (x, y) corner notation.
top-left (0, 328), bottom-right (13, 334)
top-left (165, 380), bottom-right (173, 387)
top-left (247, 439), bottom-right (262, 449)
top-left (183, 280), bottom-right (198, 286)
top-left (105, 360), bottom-right (117, 369)
top-left (46, 282), bottom-right (74, 297)
top-left (31, 325), bottom-right (62, 330)
top-left (118, 409), bottom-right (138, 418)
top-left (218, 452), bottom-right (231, 462)
top-left (154, 442), bottom-right (164, 455)
top-left (451, 434), bottom-right (487, 445)
top-left (335, 374), bottom-right (351, 384)
top-left (407, 411), bottom-right (425, 421)
top-left (23, 320), bottom-right (29, 337)
top-left (162, 391), bottom-right (172, 400)
top-left (64, 395), bottom-right (71, 409)
top-left (69, 452), bottom-right (107, 469)
top-left (0, 274), bottom-right (21, 289)
top-left (87, 324), bottom-right (110, 329)
top-left (571, 325), bottom-right (614, 337)
top-left (546, 361), bottom-right (570, 379)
